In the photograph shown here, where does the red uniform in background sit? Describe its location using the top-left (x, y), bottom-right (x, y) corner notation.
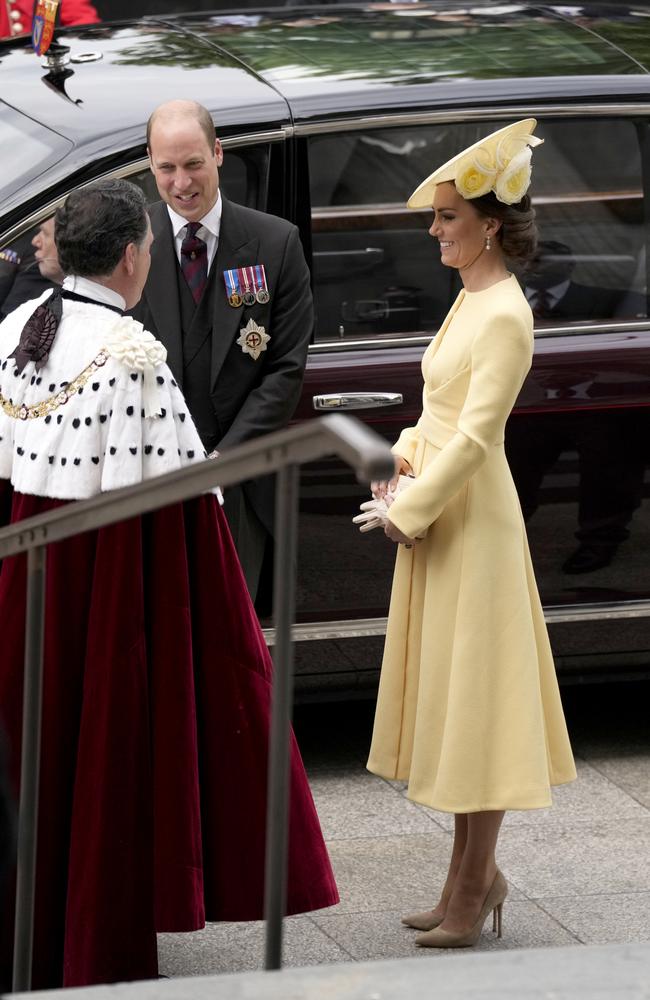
top-left (0, 0), bottom-right (100, 39)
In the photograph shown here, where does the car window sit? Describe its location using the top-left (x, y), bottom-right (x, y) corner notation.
top-left (307, 117), bottom-right (647, 342)
top-left (0, 103), bottom-right (73, 209)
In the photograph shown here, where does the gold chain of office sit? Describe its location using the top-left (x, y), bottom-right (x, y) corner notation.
top-left (0, 350), bottom-right (109, 421)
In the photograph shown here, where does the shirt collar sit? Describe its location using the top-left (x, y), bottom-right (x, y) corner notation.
top-left (166, 190), bottom-right (223, 240)
top-left (63, 275), bottom-right (126, 311)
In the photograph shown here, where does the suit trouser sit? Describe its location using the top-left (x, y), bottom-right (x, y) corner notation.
top-left (222, 485), bottom-right (267, 604)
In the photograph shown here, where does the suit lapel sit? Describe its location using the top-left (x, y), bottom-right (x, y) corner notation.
top-left (144, 203), bottom-right (184, 383)
top-left (210, 197), bottom-right (260, 392)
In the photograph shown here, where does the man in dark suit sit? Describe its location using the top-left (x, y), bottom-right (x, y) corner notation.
top-left (132, 100), bottom-right (313, 606)
top-left (523, 239), bottom-right (629, 321)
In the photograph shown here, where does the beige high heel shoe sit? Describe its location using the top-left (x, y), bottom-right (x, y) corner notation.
top-left (401, 909), bottom-right (443, 931)
top-left (415, 870), bottom-right (507, 949)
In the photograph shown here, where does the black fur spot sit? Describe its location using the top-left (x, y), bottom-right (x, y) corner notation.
top-left (49, 383), bottom-right (56, 392)
top-left (160, 408), bottom-right (166, 418)
top-left (48, 456), bottom-right (54, 465)
top-left (130, 373), bottom-right (138, 381)
top-left (156, 375), bottom-right (164, 385)
top-left (92, 382), bottom-right (99, 391)
top-left (187, 450), bottom-right (195, 459)
top-left (61, 457), bottom-right (67, 466)
top-left (73, 458), bottom-right (81, 466)
top-left (109, 446), bottom-right (117, 455)
top-left (144, 445), bottom-right (152, 455)
top-left (72, 418), bottom-right (80, 429)
top-left (157, 447), bottom-right (164, 456)
top-left (179, 413), bottom-right (186, 422)
top-left (85, 417), bottom-right (92, 426)
top-left (16, 447), bottom-right (24, 456)
top-left (129, 446), bottom-right (137, 455)
top-left (44, 415), bottom-right (52, 424)
top-left (92, 456), bottom-right (99, 465)
top-left (109, 378), bottom-right (116, 387)
top-left (99, 414), bottom-right (107, 423)
top-left (30, 453), bottom-right (37, 460)
top-left (126, 406), bottom-right (134, 416)
top-left (57, 414), bottom-right (63, 424)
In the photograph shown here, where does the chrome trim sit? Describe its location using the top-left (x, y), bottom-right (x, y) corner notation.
top-left (262, 600), bottom-right (650, 645)
top-left (294, 103), bottom-right (650, 137)
top-left (308, 320), bottom-right (649, 354)
top-left (313, 391), bottom-right (403, 411)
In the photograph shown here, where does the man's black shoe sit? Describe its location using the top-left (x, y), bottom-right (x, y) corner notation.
top-left (562, 543), bottom-right (618, 574)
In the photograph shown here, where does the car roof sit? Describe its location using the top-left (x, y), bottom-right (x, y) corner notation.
top-left (1, 2), bottom-right (650, 142)
top-left (2, 1), bottom-right (650, 227)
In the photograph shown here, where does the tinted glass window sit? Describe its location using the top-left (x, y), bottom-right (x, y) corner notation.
top-left (0, 103), bottom-right (72, 208)
top-left (308, 117), bottom-right (646, 342)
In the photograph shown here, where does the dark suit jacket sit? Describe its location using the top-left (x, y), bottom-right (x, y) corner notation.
top-left (132, 197), bottom-right (313, 534)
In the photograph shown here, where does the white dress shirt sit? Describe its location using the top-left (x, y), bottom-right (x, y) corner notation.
top-left (166, 192), bottom-right (222, 272)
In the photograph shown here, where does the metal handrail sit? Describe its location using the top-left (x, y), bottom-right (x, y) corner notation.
top-left (0, 413), bottom-right (395, 992)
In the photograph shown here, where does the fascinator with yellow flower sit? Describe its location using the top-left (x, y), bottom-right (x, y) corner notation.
top-left (407, 119), bottom-right (543, 209)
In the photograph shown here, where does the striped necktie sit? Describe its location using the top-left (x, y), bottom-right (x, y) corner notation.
top-left (180, 222), bottom-right (208, 305)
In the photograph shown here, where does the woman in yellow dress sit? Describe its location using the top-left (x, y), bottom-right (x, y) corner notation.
top-left (366, 120), bottom-right (576, 949)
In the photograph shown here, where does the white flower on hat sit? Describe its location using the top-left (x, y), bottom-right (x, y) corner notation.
top-left (494, 146), bottom-right (533, 205)
top-left (455, 146), bottom-right (498, 200)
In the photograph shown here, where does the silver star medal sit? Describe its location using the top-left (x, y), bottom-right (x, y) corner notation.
top-left (237, 318), bottom-right (270, 361)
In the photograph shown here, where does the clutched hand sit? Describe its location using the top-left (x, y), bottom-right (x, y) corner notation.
top-left (353, 474), bottom-right (419, 535)
top-left (371, 454), bottom-right (412, 500)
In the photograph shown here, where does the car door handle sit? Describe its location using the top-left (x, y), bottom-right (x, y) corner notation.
top-left (312, 392), bottom-right (403, 411)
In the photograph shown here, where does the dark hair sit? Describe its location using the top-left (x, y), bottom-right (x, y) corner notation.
top-left (469, 191), bottom-right (537, 265)
top-left (55, 179), bottom-right (148, 278)
top-left (146, 100), bottom-right (216, 151)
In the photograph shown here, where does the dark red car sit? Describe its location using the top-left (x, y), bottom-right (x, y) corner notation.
top-left (2, 2), bottom-right (650, 694)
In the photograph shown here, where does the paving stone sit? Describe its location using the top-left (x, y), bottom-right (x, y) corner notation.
top-left (496, 817), bottom-right (650, 899)
top-left (539, 891), bottom-right (650, 946)
top-left (422, 758), bottom-right (647, 832)
top-left (310, 900), bottom-right (578, 962)
top-left (158, 915), bottom-right (350, 977)
top-left (309, 769), bottom-right (438, 839)
top-left (585, 754), bottom-right (650, 811)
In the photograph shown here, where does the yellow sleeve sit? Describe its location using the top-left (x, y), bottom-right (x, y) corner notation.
top-left (388, 311), bottom-right (532, 540)
top-left (391, 425), bottom-right (419, 468)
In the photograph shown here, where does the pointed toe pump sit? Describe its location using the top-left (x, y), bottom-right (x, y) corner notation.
top-left (401, 909), bottom-right (444, 931)
top-left (415, 870), bottom-right (507, 949)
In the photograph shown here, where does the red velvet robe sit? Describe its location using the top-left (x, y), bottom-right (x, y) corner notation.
top-left (0, 483), bottom-right (338, 989)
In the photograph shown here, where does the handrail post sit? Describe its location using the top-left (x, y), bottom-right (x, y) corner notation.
top-left (264, 463), bottom-right (299, 971)
top-left (12, 544), bottom-right (47, 993)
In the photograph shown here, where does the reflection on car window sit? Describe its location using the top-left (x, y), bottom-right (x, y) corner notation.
top-left (308, 118), bottom-right (647, 342)
top-left (0, 104), bottom-right (72, 207)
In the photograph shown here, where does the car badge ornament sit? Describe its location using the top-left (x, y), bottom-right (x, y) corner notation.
top-left (32, 0), bottom-right (61, 57)
top-left (237, 319), bottom-right (270, 361)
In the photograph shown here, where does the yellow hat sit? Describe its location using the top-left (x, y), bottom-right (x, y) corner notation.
top-left (407, 118), bottom-right (543, 210)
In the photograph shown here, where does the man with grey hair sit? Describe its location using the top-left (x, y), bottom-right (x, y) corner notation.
top-left (133, 99), bottom-right (313, 609)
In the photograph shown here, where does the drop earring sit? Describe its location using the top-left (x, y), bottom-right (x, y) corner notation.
top-left (485, 235), bottom-right (492, 251)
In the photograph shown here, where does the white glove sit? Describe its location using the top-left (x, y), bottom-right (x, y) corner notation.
top-left (353, 475), bottom-right (415, 533)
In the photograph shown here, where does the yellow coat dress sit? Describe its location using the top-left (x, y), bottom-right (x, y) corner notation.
top-left (367, 274), bottom-right (576, 813)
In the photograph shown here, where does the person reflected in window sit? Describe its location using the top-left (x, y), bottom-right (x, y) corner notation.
top-left (0, 218), bottom-right (65, 321)
top-left (524, 239), bottom-right (630, 321)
